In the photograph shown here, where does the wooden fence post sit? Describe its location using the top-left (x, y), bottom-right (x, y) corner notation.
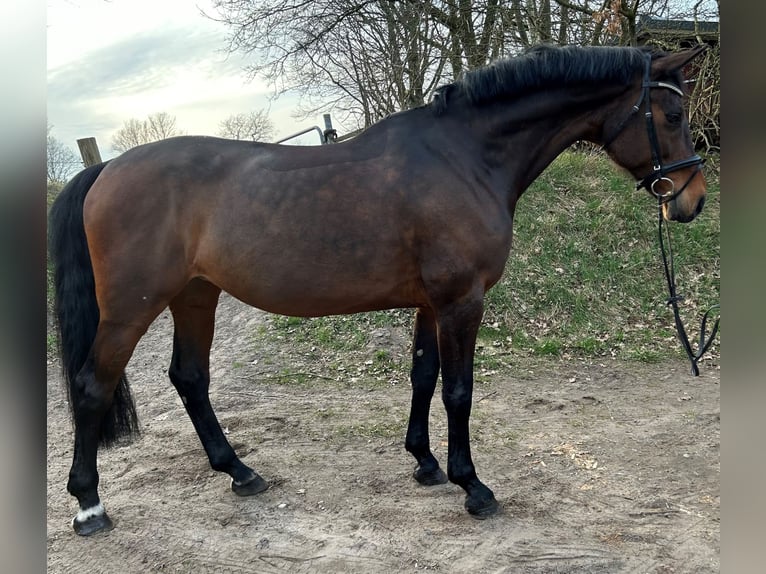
top-left (322, 113), bottom-right (337, 144)
top-left (77, 137), bottom-right (103, 167)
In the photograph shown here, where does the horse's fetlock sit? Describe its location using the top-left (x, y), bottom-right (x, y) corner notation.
top-left (404, 431), bottom-right (424, 453)
top-left (209, 450), bottom-right (238, 474)
top-left (67, 471), bottom-right (99, 501)
top-left (447, 462), bottom-right (477, 487)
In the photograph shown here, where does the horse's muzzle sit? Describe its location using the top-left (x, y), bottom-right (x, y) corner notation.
top-left (665, 194), bottom-right (705, 223)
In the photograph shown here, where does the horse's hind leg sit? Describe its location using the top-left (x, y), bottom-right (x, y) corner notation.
top-left (68, 319), bottom-right (151, 535)
top-left (168, 279), bottom-right (267, 496)
top-left (405, 307), bottom-right (448, 485)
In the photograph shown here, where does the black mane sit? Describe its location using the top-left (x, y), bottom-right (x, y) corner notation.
top-left (433, 45), bottom-right (658, 113)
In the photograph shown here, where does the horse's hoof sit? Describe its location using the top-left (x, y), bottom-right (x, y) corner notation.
top-left (413, 465), bottom-right (448, 486)
top-left (231, 473), bottom-right (269, 496)
top-left (465, 495), bottom-right (500, 519)
top-left (72, 507), bottom-right (114, 536)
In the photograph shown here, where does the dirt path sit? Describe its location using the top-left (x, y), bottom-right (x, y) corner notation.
top-left (47, 294), bottom-right (719, 573)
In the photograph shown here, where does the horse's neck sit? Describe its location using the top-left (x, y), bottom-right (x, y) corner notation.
top-left (474, 84), bottom-right (627, 193)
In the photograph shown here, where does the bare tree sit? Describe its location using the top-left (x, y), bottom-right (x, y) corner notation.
top-left (47, 124), bottom-right (80, 184)
top-left (218, 110), bottom-right (275, 141)
top-left (550, 0), bottom-right (719, 46)
top-left (112, 112), bottom-right (180, 153)
top-left (387, 0), bottom-right (501, 76)
top-left (207, 0), bottom-right (451, 129)
top-left (145, 112), bottom-right (179, 141)
top-left (111, 118), bottom-right (146, 153)
top-left (206, 0), bottom-right (718, 132)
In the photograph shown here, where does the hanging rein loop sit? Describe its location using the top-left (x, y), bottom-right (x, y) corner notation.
top-left (657, 199), bottom-right (720, 376)
top-left (606, 52), bottom-right (718, 375)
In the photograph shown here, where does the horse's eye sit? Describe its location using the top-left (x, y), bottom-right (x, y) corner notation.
top-left (665, 112), bottom-right (683, 125)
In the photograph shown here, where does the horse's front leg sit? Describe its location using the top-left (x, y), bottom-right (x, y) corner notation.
top-left (405, 307), bottom-right (447, 486)
top-left (436, 294), bottom-right (500, 518)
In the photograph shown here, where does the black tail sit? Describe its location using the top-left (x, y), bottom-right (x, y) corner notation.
top-left (48, 162), bottom-right (140, 447)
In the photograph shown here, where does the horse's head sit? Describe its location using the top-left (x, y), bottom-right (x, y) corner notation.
top-left (603, 46), bottom-right (708, 223)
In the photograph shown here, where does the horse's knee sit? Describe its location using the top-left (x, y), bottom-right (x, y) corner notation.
top-left (441, 386), bottom-right (472, 417)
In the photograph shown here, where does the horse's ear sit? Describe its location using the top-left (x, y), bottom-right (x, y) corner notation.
top-left (652, 44), bottom-right (708, 74)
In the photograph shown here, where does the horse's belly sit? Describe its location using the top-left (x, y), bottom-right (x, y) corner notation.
top-left (198, 244), bottom-right (425, 317)
top-left (221, 268), bottom-right (424, 317)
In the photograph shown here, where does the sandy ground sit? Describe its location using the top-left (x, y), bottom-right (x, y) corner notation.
top-left (47, 293), bottom-right (719, 573)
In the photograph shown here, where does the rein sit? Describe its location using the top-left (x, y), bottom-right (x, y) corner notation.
top-left (656, 198), bottom-right (720, 376)
top-left (606, 52), bottom-right (719, 375)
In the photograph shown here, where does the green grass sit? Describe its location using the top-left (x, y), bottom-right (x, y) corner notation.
top-left (482, 150), bottom-right (720, 362)
top-left (267, 312), bottom-right (409, 352)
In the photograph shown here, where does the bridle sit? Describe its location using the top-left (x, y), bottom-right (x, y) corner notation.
top-left (603, 51), bottom-right (705, 201)
top-left (605, 51), bottom-right (719, 376)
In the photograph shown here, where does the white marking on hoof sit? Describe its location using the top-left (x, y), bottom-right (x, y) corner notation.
top-left (73, 502), bottom-right (105, 524)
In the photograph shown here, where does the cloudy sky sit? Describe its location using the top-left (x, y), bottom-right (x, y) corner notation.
top-left (47, 0), bottom-right (334, 159)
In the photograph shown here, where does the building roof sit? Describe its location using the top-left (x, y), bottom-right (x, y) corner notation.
top-left (637, 15), bottom-right (719, 40)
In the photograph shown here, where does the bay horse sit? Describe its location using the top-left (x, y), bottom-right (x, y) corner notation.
top-left (49, 44), bottom-right (708, 535)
